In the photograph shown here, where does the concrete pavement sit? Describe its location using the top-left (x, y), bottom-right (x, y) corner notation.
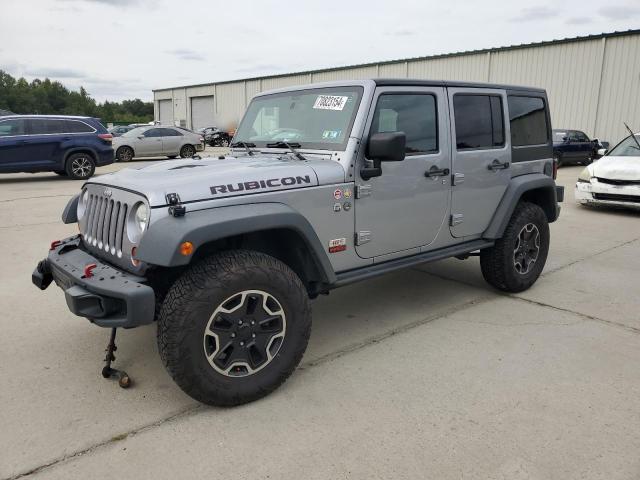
top-left (1, 161), bottom-right (639, 479)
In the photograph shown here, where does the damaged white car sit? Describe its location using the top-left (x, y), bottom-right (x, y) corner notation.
top-left (575, 132), bottom-right (640, 210)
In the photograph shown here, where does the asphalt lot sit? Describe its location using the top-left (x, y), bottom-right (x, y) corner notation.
top-left (1, 154), bottom-right (639, 479)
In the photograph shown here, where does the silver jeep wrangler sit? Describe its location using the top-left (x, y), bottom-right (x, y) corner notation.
top-left (33, 79), bottom-right (563, 405)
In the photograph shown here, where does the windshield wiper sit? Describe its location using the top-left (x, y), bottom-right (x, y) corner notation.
top-left (230, 141), bottom-right (256, 156)
top-left (266, 141), bottom-right (306, 161)
top-left (623, 122), bottom-right (640, 152)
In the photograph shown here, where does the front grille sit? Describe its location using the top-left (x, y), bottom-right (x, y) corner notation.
top-left (83, 194), bottom-right (129, 257)
top-left (596, 177), bottom-right (640, 186)
top-left (79, 184), bottom-right (147, 271)
top-left (593, 193), bottom-right (640, 203)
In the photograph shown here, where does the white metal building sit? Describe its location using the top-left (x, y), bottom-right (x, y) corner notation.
top-left (153, 29), bottom-right (640, 143)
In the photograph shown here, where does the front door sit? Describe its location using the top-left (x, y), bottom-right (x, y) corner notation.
top-left (355, 87), bottom-right (450, 259)
top-left (138, 128), bottom-right (164, 155)
top-left (448, 88), bottom-right (511, 238)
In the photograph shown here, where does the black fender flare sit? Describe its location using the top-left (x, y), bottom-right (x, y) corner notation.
top-left (136, 202), bottom-right (337, 284)
top-left (483, 174), bottom-right (560, 240)
top-left (62, 193), bottom-right (80, 224)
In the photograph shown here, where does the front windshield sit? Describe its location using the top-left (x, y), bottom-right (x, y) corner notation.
top-left (607, 134), bottom-right (640, 157)
top-left (122, 127), bottom-right (146, 138)
top-left (233, 86), bottom-right (363, 150)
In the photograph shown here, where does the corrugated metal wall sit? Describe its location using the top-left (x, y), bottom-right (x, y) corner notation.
top-left (155, 32), bottom-right (639, 143)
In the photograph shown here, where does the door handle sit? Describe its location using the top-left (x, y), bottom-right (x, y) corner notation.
top-left (488, 159), bottom-right (510, 171)
top-left (424, 166), bottom-right (450, 178)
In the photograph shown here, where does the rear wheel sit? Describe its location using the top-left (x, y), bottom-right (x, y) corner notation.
top-left (65, 153), bottom-right (96, 180)
top-left (180, 144), bottom-right (196, 158)
top-left (158, 250), bottom-right (311, 406)
top-left (116, 146), bottom-right (134, 162)
top-left (480, 202), bottom-right (549, 293)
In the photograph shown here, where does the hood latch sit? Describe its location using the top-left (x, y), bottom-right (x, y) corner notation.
top-left (166, 193), bottom-right (186, 217)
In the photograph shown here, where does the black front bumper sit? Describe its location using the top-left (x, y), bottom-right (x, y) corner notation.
top-left (32, 236), bottom-right (155, 328)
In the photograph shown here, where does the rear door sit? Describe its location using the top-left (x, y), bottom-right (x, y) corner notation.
top-left (159, 128), bottom-right (183, 155)
top-left (355, 86), bottom-right (450, 258)
top-left (24, 119), bottom-right (65, 168)
top-left (449, 88), bottom-right (510, 238)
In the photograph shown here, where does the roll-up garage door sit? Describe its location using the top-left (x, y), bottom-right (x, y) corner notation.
top-left (190, 96), bottom-right (215, 130)
top-left (158, 99), bottom-right (173, 125)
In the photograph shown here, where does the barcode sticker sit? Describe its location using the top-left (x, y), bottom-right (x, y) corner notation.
top-left (313, 95), bottom-right (349, 111)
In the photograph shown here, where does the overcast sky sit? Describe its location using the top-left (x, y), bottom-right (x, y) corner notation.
top-left (1, 0), bottom-right (639, 102)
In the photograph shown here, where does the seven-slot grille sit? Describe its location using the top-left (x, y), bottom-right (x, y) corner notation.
top-left (82, 192), bottom-right (129, 257)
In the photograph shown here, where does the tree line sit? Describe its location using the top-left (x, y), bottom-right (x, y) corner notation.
top-left (0, 70), bottom-right (153, 124)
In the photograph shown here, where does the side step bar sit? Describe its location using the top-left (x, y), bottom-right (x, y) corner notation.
top-left (333, 239), bottom-right (494, 288)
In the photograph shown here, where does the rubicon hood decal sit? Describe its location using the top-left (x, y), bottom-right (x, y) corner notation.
top-left (211, 175), bottom-right (313, 195)
top-left (87, 154), bottom-right (345, 206)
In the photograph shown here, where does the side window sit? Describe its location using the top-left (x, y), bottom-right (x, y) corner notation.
top-left (370, 94), bottom-right (438, 155)
top-left (64, 120), bottom-right (94, 133)
top-left (507, 96), bottom-right (549, 147)
top-left (28, 119), bottom-right (48, 135)
top-left (0, 119), bottom-right (26, 136)
top-left (575, 131), bottom-right (589, 142)
top-left (43, 120), bottom-right (65, 134)
top-left (453, 95), bottom-right (505, 150)
top-left (143, 128), bottom-right (162, 137)
top-left (160, 128), bottom-right (182, 137)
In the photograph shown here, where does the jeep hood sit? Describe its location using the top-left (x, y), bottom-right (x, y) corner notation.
top-left (591, 156), bottom-right (640, 181)
top-left (89, 154), bottom-right (346, 206)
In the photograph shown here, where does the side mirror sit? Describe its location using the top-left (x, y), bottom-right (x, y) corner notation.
top-left (597, 148), bottom-right (607, 156)
top-left (361, 132), bottom-right (406, 180)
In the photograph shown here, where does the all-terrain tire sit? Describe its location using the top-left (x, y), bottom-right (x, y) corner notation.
top-left (480, 201), bottom-right (549, 293)
top-left (157, 250), bottom-right (311, 406)
top-left (65, 153), bottom-right (96, 180)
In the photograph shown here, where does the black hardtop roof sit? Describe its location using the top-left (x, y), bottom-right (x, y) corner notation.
top-left (373, 78), bottom-right (546, 93)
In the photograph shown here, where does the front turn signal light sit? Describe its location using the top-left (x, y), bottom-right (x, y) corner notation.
top-left (180, 242), bottom-right (194, 256)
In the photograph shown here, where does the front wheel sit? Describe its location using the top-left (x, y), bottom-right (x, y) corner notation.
top-left (157, 250), bottom-right (311, 406)
top-left (180, 144), bottom-right (196, 158)
top-left (220, 137), bottom-right (230, 147)
top-left (480, 201), bottom-right (549, 293)
top-left (116, 146), bottom-right (134, 162)
top-left (65, 153), bottom-right (96, 180)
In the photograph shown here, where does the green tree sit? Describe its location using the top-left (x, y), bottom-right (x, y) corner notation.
top-left (0, 70), bottom-right (153, 124)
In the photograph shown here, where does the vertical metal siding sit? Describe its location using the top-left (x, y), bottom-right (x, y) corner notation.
top-left (595, 35), bottom-right (640, 142)
top-left (154, 33), bottom-right (640, 142)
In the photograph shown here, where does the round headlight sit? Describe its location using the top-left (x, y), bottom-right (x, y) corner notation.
top-left (134, 203), bottom-right (149, 232)
top-left (128, 202), bottom-right (149, 243)
top-left (77, 189), bottom-right (89, 220)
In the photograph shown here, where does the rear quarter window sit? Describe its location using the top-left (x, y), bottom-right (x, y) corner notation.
top-left (64, 120), bottom-right (95, 133)
top-left (507, 96), bottom-right (549, 146)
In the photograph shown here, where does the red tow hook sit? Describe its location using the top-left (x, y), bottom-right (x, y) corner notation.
top-left (50, 240), bottom-right (62, 251)
top-left (83, 263), bottom-right (97, 278)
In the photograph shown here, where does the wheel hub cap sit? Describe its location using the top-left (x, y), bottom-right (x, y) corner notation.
top-left (513, 223), bottom-right (540, 275)
top-left (71, 157), bottom-right (91, 177)
top-left (203, 290), bottom-right (286, 377)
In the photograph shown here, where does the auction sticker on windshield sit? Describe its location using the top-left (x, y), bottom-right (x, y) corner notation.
top-left (314, 95), bottom-right (349, 110)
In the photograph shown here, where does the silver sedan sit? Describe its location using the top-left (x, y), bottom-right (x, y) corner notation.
top-left (113, 126), bottom-right (204, 162)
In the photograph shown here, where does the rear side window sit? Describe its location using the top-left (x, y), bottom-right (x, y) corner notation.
top-left (453, 95), bottom-right (504, 150)
top-left (28, 119), bottom-right (65, 135)
top-left (507, 96), bottom-right (549, 146)
top-left (0, 119), bottom-right (26, 136)
top-left (159, 128), bottom-right (182, 137)
top-left (370, 94), bottom-right (438, 154)
top-left (65, 120), bottom-right (95, 133)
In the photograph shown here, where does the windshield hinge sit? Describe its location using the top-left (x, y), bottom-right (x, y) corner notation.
top-left (355, 185), bottom-right (372, 198)
top-left (166, 193), bottom-right (186, 217)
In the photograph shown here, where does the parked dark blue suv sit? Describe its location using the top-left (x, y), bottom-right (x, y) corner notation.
top-left (0, 115), bottom-right (114, 179)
